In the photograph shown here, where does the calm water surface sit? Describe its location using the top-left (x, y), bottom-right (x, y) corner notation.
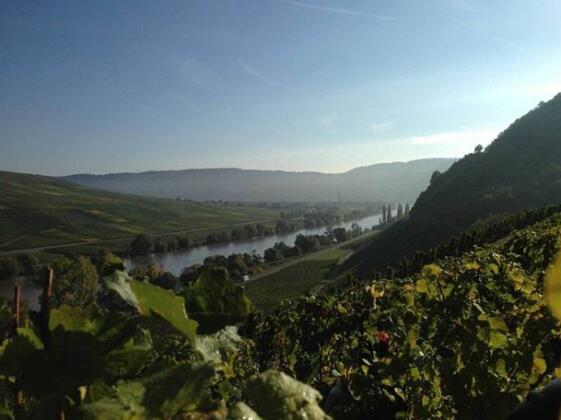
top-left (124, 213), bottom-right (382, 275)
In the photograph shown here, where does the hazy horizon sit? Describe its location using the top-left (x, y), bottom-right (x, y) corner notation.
top-left (57, 156), bottom-right (457, 177)
top-left (1, 0), bottom-right (560, 176)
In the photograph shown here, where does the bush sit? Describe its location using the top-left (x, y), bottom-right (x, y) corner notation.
top-left (130, 234), bottom-right (152, 256)
top-left (51, 256), bottom-right (98, 307)
top-left (264, 247), bottom-right (283, 262)
top-left (16, 254), bottom-right (39, 275)
top-left (0, 258), bottom-right (20, 282)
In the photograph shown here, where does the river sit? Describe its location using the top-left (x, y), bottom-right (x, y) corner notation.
top-left (0, 213), bottom-right (381, 310)
top-left (124, 212), bottom-right (382, 276)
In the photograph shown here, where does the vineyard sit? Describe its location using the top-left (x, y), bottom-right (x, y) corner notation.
top-left (2, 207), bottom-right (561, 418)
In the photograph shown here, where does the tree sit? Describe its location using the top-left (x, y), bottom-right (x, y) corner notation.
top-left (180, 264), bottom-right (204, 286)
top-left (177, 237), bottom-right (192, 249)
top-left (274, 242), bottom-right (292, 258)
top-left (290, 245), bottom-right (303, 257)
top-left (51, 256), bottom-right (98, 307)
top-left (204, 255), bottom-right (227, 267)
top-left (405, 203), bottom-right (411, 215)
top-left (430, 170), bottom-right (441, 185)
top-left (151, 272), bottom-right (179, 290)
top-left (382, 205), bottom-right (387, 224)
top-left (16, 254), bottom-right (39, 275)
top-left (129, 264), bottom-right (162, 281)
top-left (227, 254), bottom-right (248, 274)
top-left (295, 234), bottom-right (321, 254)
top-left (153, 240), bottom-right (166, 254)
top-left (386, 204), bottom-right (393, 222)
top-left (130, 234), bottom-right (152, 256)
top-left (351, 223), bottom-right (362, 237)
top-left (206, 232), bottom-right (230, 244)
top-left (264, 247), bottom-right (283, 262)
top-left (0, 258), bottom-right (20, 282)
top-left (95, 250), bottom-right (124, 277)
top-left (275, 220), bottom-right (290, 233)
top-left (397, 203), bottom-right (404, 219)
top-left (332, 227), bottom-right (348, 242)
top-left (474, 144), bottom-right (483, 153)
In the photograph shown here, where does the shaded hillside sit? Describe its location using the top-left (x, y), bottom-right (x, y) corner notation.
top-left (345, 93), bottom-right (561, 277)
top-left (62, 158), bottom-right (455, 203)
top-left (0, 171), bottom-right (278, 252)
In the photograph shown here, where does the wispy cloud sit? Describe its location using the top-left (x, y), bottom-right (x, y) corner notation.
top-left (237, 60), bottom-right (280, 87)
top-left (408, 128), bottom-right (499, 146)
top-left (368, 121), bottom-right (394, 133)
top-left (272, 0), bottom-right (396, 20)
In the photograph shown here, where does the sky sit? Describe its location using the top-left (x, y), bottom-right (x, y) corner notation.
top-left (1, 0), bottom-right (560, 176)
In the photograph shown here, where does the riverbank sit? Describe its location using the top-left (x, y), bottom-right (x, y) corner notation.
top-left (123, 212), bottom-right (382, 275)
top-left (244, 231), bottom-right (377, 311)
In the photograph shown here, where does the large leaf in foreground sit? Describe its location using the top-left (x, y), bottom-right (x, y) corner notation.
top-left (81, 362), bottom-right (216, 419)
top-left (105, 272), bottom-right (198, 342)
top-left (184, 268), bottom-right (252, 334)
top-left (244, 370), bottom-right (331, 420)
top-left (130, 281), bottom-right (198, 343)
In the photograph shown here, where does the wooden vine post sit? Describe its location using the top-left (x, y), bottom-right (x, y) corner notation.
top-left (12, 283), bottom-right (22, 414)
top-left (42, 268), bottom-right (64, 420)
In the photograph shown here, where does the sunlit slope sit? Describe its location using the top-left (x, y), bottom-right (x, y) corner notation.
top-left (250, 207), bottom-right (561, 418)
top-left (0, 171), bottom-right (279, 251)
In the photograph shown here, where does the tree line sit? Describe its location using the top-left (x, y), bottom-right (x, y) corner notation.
top-left (379, 203), bottom-right (410, 226)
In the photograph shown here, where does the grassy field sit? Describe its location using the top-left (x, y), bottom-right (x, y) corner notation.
top-left (244, 248), bottom-right (350, 312)
top-left (0, 171), bottom-right (280, 254)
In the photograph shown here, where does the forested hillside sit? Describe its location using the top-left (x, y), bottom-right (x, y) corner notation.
top-left (345, 93), bottom-right (561, 277)
top-left (63, 158), bottom-right (455, 203)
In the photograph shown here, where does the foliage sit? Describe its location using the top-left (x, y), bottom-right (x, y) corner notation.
top-left (0, 258), bottom-right (20, 282)
top-left (51, 255), bottom-right (99, 307)
top-left (0, 265), bottom-right (325, 419)
top-left (16, 254), bottom-right (39, 275)
top-left (129, 235), bottom-right (152, 257)
top-left (93, 250), bottom-right (124, 277)
top-left (184, 268), bottom-right (252, 334)
top-left (5, 201), bottom-right (561, 418)
top-left (248, 212), bottom-right (561, 418)
top-left (244, 370), bottom-right (331, 420)
top-left (105, 272), bottom-right (198, 343)
top-left (245, 249), bottom-right (349, 312)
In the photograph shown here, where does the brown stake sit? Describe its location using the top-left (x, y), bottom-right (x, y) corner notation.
top-left (12, 283), bottom-right (23, 416)
top-left (12, 283), bottom-right (20, 330)
top-left (44, 267), bottom-right (54, 301)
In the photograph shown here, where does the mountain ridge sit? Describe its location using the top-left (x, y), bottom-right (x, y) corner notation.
top-left (62, 158), bottom-right (456, 203)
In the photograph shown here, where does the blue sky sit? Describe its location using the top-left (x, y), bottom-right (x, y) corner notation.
top-left (1, 0), bottom-right (560, 175)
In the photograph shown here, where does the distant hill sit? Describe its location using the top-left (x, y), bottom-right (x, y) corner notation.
top-left (0, 171), bottom-right (279, 253)
top-left (62, 159), bottom-right (456, 203)
top-left (345, 93), bottom-right (561, 277)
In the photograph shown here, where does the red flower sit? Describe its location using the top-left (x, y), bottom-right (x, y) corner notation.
top-left (377, 331), bottom-right (390, 346)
